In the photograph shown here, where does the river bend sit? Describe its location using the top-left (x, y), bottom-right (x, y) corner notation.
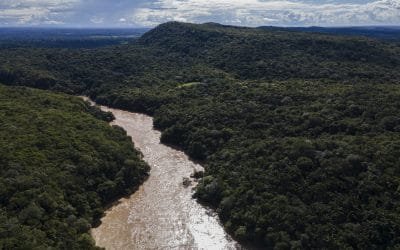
top-left (89, 102), bottom-right (239, 250)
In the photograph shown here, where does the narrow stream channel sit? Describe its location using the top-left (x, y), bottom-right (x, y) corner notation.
top-left (87, 100), bottom-right (240, 249)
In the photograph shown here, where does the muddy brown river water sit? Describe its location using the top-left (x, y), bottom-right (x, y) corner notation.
top-left (88, 101), bottom-right (240, 250)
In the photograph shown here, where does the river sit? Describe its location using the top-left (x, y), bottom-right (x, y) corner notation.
top-left (87, 100), bottom-right (240, 249)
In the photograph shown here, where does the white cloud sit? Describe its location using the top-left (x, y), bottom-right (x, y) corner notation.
top-left (0, 0), bottom-right (399, 27)
top-left (130, 0), bottom-right (400, 27)
top-left (90, 16), bottom-right (104, 24)
top-left (0, 0), bottom-right (78, 25)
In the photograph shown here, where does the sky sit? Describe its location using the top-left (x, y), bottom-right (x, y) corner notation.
top-left (0, 0), bottom-right (399, 28)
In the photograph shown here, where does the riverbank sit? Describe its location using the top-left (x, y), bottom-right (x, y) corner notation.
top-left (86, 99), bottom-right (239, 249)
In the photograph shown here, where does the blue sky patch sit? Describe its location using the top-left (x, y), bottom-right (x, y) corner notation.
top-left (0, 0), bottom-right (399, 27)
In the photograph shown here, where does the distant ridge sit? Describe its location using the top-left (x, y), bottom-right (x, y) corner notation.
top-left (259, 26), bottom-right (400, 41)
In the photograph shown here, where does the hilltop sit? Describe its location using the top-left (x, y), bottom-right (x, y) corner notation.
top-left (139, 22), bottom-right (400, 82)
top-left (1, 21), bottom-right (400, 94)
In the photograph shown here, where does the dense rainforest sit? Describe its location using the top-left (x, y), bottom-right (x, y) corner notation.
top-left (1, 22), bottom-right (400, 248)
top-left (0, 85), bottom-right (149, 249)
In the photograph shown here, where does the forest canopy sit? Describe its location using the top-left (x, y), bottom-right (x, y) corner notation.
top-left (1, 22), bottom-right (400, 248)
top-left (0, 85), bottom-right (149, 249)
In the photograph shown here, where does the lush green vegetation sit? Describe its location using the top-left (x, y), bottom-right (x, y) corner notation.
top-left (155, 81), bottom-right (400, 248)
top-left (1, 22), bottom-right (400, 248)
top-left (0, 85), bottom-right (149, 249)
top-left (1, 22), bottom-right (400, 95)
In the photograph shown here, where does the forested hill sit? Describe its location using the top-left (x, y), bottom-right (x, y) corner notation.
top-left (1, 22), bottom-right (400, 94)
top-left (139, 22), bottom-right (400, 82)
top-left (0, 85), bottom-right (149, 249)
top-left (1, 22), bottom-right (400, 248)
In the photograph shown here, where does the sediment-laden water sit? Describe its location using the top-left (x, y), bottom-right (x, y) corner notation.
top-left (89, 101), bottom-right (239, 250)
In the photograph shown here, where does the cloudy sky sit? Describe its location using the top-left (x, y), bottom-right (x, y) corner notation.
top-left (0, 0), bottom-right (399, 27)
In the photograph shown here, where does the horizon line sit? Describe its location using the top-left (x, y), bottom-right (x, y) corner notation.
top-left (0, 23), bottom-right (400, 30)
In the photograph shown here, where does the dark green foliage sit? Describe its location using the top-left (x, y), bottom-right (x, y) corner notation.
top-left (140, 22), bottom-right (400, 82)
top-left (1, 22), bottom-right (400, 248)
top-left (1, 22), bottom-right (400, 98)
top-left (163, 82), bottom-right (400, 249)
top-left (0, 85), bottom-right (149, 249)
